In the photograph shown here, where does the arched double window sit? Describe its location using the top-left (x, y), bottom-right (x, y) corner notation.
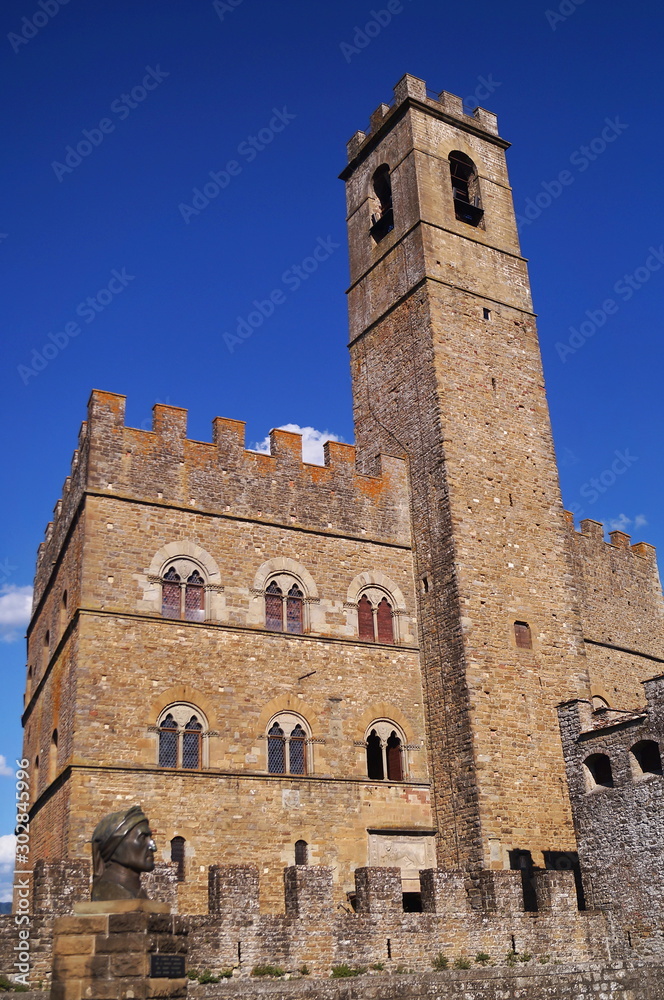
top-left (358, 592), bottom-right (394, 644)
top-left (157, 704), bottom-right (207, 769)
top-left (365, 721), bottom-right (405, 781)
top-left (161, 562), bottom-right (206, 622)
top-left (448, 151), bottom-right (483, 227)
top-left (265, 578), bottom-right (304, 634)
top-left (267, 713), bottom-right (310, 775)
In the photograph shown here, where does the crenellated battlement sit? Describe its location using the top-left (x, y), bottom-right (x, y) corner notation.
top-left (562, 512), bottom-right (664, 695)
top-left (564, 512), bottom-right (658, 562)
top-left (0, 862), bottom-right (607, 987)
top-left (345, 73), bottom-right (501, 163)
top-left (34, 390), bottom-right (411, 583)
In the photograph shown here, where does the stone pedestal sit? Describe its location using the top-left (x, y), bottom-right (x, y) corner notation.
top-left (50, 899), bottom-right (187, 1000)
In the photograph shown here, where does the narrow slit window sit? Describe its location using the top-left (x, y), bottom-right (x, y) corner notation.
top-left (514, 621), bottom-right (532, 649)
top-left (295, 839), bottom-right (308, 865)
top-left (170, 836), bottom-right (186, 882)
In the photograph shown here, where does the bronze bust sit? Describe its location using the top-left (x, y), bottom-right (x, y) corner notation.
top-left (91, 805), bottom-right (156, 900)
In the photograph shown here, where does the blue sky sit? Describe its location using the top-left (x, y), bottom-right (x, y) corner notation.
top-left (1, 0), bottom-right (663, 895)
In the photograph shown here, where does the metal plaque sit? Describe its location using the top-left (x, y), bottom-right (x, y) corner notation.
top-left (150, 954), bottom-right (186, 979)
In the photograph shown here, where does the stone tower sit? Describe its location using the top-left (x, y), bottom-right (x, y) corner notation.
top-left (341, 74), bottom-right (591, 874)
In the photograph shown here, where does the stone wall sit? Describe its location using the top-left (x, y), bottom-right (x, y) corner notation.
top-left (558, 675), bottom-right (664, 959)
top-left (186, 965), bottom-right (664, 1000)
top-left (0, 863), bottom-right (627, 989)
top-left (564, 515), bottom-right (664, 709)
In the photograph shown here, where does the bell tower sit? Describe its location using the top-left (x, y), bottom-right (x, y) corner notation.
top-left (341, 75), bottom-right (591, 874)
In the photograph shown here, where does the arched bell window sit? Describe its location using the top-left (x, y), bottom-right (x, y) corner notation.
top-left (370, 163), bottom-right (394, 242)
top-left (267, 713), bottom-right (310, 775)
top-left (448, 151), bottom-right (484, 227)
top-left (365, 721), bottom-right (406, 781)
top-left (161, 564), bottom-right (206, 622)
top-left (157, 704), bottom-right (207, 769)
top-left (265, 578), bottom-right (304, 634)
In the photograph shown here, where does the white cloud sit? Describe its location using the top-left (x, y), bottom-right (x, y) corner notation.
top-left (0, 834), bottom-right (15, 901)
top-left (0, 756), bottom-right (14, 778)
top-left (606, 513), bottom-right (648, 533)
top-left (252, 424), bottom-right (344, 466)
top-left (0, 835), bottom-right (15, 867)
top-left (0, 585), bottom-right (32, 642)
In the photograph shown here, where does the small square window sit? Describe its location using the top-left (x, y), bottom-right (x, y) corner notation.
top-left (483, 308), bottom-right (491, 320)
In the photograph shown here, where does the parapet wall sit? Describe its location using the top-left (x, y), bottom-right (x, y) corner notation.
top-left (32, 420), bottom-right (89, 610)
top-left (2, 863), bottom-right (616, 987)
top-left (32, 390), bottom-right (411, 611)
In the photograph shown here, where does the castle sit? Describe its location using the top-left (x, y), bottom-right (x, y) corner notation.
top-left (11, 75), bottom-right (664, 991)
